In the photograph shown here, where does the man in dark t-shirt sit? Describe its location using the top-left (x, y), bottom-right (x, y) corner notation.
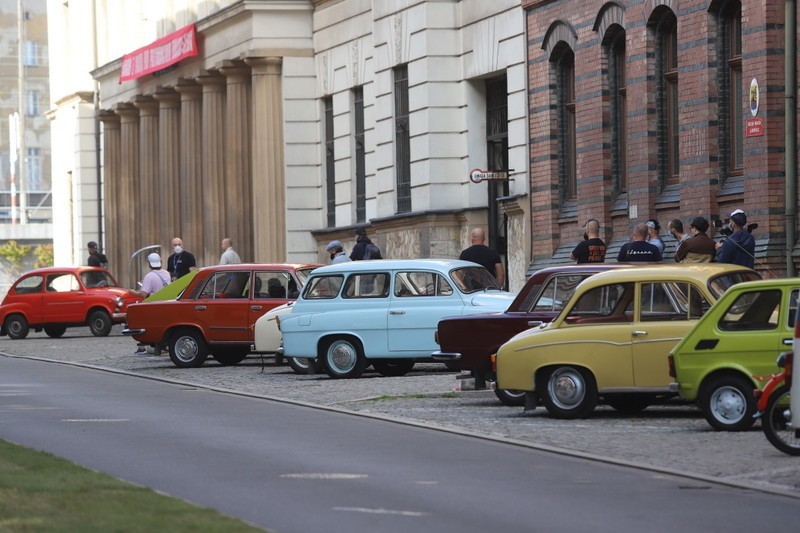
top-left (570, 219), bottom-right (606, 263)
top-left (166, 237), bottom-right (197, 280)
top-left (459, 227), bottom-right (504, 286)
top-left (617, 223), bottom-right (662, 262)
top-left (87, 241), bottom-right (108, 269)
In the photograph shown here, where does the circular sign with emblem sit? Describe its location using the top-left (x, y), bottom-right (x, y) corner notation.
top-left (749, 78), bottom-right (759, 117)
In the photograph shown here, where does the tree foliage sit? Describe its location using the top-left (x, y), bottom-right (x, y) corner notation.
top-left (0, 240), bottom-right (32, 279)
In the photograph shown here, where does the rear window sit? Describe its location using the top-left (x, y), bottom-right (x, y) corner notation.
top-left (343, 273), bottom-right (390, 298)
top-left (564, 282), bottom-right (634, 324)
top-left (198, 271), bottom-right (251, 299)
top-left (708, 271), bottom-right (762, 299)
top-left (14, 275), bottom-right (43, 294)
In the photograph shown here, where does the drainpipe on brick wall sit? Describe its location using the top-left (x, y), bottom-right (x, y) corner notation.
top-left (785, 0), bottom-right (797, 276)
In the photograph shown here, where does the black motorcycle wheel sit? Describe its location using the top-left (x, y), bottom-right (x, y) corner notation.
top-left (762, 386), bottom-right (800, 456)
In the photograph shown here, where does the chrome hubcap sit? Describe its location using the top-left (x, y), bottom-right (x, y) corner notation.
top-left (549, 368), bottom-right (585, 409)
top-left (175, 336), bottom-right (198, 363)
top-left (329, 342), bottom-right (356, 372)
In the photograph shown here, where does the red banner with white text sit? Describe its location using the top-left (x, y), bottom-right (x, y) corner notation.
top-left (119, 24), bottom-right (198, 83)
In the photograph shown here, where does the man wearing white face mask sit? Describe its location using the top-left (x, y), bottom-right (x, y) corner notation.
top-left (166, 237), bottom-right (197, 280)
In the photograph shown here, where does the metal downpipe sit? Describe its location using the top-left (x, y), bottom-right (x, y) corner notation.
top-left (785, 0), bottom-right (797, 276)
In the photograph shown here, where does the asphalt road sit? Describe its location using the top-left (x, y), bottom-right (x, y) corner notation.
top-left (2, 354), bottom-right (800, 532)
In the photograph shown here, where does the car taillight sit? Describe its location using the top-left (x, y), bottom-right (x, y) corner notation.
top-left (667, 355), bottom-right (676, 378)
top-left (490, 353), bottom-right (497, 373)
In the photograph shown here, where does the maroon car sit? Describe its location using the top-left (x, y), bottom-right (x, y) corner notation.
top-left (433, 263), bottom-right (629, 405)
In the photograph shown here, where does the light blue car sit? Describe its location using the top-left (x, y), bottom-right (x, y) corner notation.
top-left (278, 259), bottom-right (515, 379)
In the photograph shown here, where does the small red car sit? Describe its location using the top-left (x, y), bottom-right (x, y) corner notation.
top-left (0, 267), bottom-right (142, 339)
top-left (433, 263), bottom-right (629, 405)
top-left (123, 263), bottom-right (320, 368)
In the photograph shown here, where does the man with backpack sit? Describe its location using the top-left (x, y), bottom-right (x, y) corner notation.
top-left (350, 228), bottom-right (382, 260)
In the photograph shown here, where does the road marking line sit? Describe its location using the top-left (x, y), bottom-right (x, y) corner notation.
top-left (414, 481), bottom-right (438, 485)
top-left (332, 507), bottom-right (428, 517)
top-left (280, 473), bottom-right (367, 480)
top-left (61, 419), bottom-right (130, 422)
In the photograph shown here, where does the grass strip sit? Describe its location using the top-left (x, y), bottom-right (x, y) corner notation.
top-left (0, 439), bottom-right (266, 532)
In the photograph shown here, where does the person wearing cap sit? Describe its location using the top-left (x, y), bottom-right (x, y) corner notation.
top-left (87, 241), bottom-right (109, 269)
top-left (350, 228), bottom-right (378, 261)
top-left (326, 240), bottom-right (351, 264)
top-left (617, 223), bottom-right (662, 262)
top-left (674, 217), bottom-right (716, 263)
top-left (716, 209), bottom-right (755, 268)
top-left (131, 253), bottom-right (172, 299)
top-left (645, 219), bottom-right (665, 256)
top-left (219, 237), bottom-right (242, 265)
top-left (570, 219), bottom-right (606, 263)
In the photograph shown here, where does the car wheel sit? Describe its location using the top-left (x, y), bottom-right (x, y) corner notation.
top-left (287, 357), bottom-right (321, 375)
top-left (604, 395), bottom-right (651, 414)
top-left (494, 388), bottom-right (527, 407)
top-left (5, 314), bottom-right (29, 340)
top-left (213, 348), bottom-right (249, 366)
top-left (168, 328), bottom-right (209, 368)
top-left (700, 374), bottom-right (756, 431)
top-left (44, 326), bottom-right (67, 338)
top-left (541, 366), bottom-right (598, 419)
top-left (88, 310), bottom-right (112, 337)
top-left (372, 359), bottom-right (415, 377)
top-left (321, 337), bottom-right (367, 379)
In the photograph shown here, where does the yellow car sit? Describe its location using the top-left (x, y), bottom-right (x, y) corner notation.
top-left (495, 264), bottom-right (759, 418)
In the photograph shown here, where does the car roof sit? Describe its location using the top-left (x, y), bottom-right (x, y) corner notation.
top-left (17, 266), bottom-right (105, 276)
top-left (573, 263), bottom-right (755, 290)
top-left (307, 259), bottom-right (481, 274)
top-left (528, 263), bottom-right (629, 280)
top-left (713, 277), bottom-right (800, 291)
top-left (194, 263), bottom-right (322, 272)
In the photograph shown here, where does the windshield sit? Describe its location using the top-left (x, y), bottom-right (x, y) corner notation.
top-left (296, 268), bottom-right (316, 287)
top-left (708, 271), bottom-right (762, 299)
top-left (81, 270), bottom-right (118, 288)
top-left (450, 267), bottom-right (503, 294)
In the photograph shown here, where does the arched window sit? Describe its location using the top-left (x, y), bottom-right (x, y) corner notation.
top-left (720, 1), bottom-right (743, 182)
top-left (655, 10), bottom-right (678, 188)
top-left (606, 28), bottom-right (627, 197)
top-left (553, 45), bottom-right (576, 203)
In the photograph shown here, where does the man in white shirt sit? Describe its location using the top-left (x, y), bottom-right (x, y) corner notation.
top-left (219, 237), bottom-right (242, 265)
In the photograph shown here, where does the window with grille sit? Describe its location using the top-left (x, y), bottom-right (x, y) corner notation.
top-left (324, 97), bottom-right (335, 227)
top-left (553, 47), bottom-right (576, 203)
top-left (607, 29), bottom-right (627, 197)
top-left (24, 40), bottom-right (37, 66)
top-left (721, 1), bottom-right (743, 182)
top-left (353, 87), bottom-right (366, 222)
top-left (656, 11), bottom-right (679, 188)
top-left (394, 65), bottom-right (411, 213)
top-left (25, 90), bottom-right (39, 117)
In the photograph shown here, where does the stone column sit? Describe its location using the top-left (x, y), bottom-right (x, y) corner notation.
top-left (175, 80), bottom-right (204, 264)
top-left (154, 89), bottom-right (181, 251)
top-left (115, 103), bottom-right (140, 288)
top-left (197, 72), bottom-right (227, 267)
top-left (245, 57), bottom-right (285, 262)
top-left (98, 111), bottom-right (122, 284)
top-left (133, 96), bottom-right (159, 253)
top-left (220, 61), bottom-right (252, 262)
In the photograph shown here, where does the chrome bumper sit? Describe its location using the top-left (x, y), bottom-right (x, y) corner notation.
top-left (113, 312), bottom-right (127, 320)
top-left (431, 350), bottom-right (461, 361)
top-left (668, 382), bottom-right (679, 393)
top-left (121, 328), bottom-right (145, 336)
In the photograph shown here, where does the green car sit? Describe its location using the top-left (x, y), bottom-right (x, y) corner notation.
top-left (669, 278), bottom-right (799, 431)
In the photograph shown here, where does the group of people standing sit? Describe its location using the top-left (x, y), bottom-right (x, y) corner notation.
top-left (570, 209), bottom-right (756, 268)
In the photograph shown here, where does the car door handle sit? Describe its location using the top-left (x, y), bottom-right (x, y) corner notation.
top-left (251, 305), bottom-right (263, 311)
top-left (632, 330), bottom-right (647, 336)
top-left (389, 310), bottom-right (406, 315)
top-left (783, 338), bottom-right (793, 346)
top-left (194, 305), bottom-right (207, 311)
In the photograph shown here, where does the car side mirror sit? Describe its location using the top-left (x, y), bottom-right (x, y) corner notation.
top-left (527, 320), bottom-right (543, 328)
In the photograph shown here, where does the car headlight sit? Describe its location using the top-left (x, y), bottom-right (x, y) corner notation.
top-left (115, 297), bottom-right (124, 309)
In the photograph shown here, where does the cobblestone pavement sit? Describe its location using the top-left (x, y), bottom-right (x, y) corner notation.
top-left (2, 328), bottom-right (799, 497)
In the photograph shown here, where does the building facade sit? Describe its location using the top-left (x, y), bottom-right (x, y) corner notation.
top-left (524, 0), bottom-right (799, 275)
top-left (47, 0), bottom-right (530, 290)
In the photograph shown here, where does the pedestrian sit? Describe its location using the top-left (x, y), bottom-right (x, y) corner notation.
top-left (350, 228), bottom-right (382, 261)
top-left (617, 223), bottom-right (662, 262)
top-left (459, 227), bottom-right (505, 286)
top-left (87, 241), bottom-right (109, 269)
top-left (219, 237), bottom-right (242, 265)
top-left (326, 240), bottom-right (351, 264)
top-left (131, 252), bottom-right (171, 354)
top-left (570, 219), bottom-right (607, 263)
top-left (645, 219), bottom-right (665, 255)
top-left (715, 209), bottom-right (756, 268)
top-left (167, 237), bottom-right (197, 280)
top-left (667, 219), bottom-right (689, 247)
top-left (674, 217), bottom-right (716, 263)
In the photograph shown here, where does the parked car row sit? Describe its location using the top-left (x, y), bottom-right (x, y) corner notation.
top-left (3, 259), bottom-right (794, 435)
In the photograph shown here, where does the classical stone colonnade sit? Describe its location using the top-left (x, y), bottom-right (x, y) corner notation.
top-left (98, 57), bottom-right (286, 287)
